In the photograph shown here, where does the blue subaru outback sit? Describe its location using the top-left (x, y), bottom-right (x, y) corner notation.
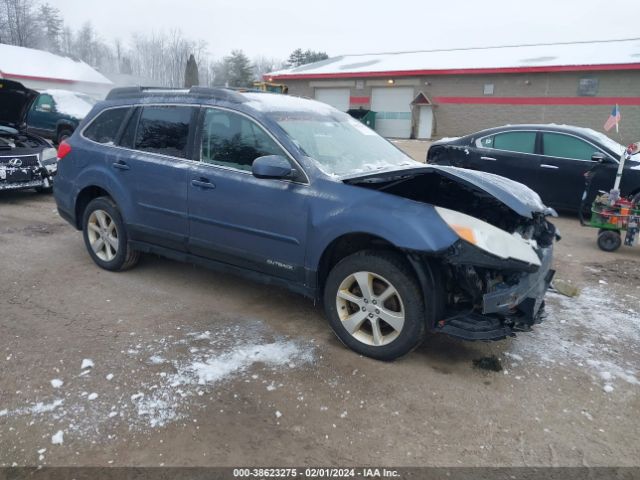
top-left (54, 87), bottom-right (557, 360)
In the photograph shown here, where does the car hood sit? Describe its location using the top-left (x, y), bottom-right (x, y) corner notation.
top-left (343, 164), bottom-right (552, 219)
top-left (0, 79), bottom-right (39, 129)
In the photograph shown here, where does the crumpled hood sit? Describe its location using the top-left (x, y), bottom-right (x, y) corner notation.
top-left (344, 164), bottom-right (552, 218)
top-left (0, 79), bottom-right (39, 129)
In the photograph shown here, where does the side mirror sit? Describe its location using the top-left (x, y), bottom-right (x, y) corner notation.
top-left (252, 155), bottom-right (294, 179)
top-left (38, 104), bottom-right (52, 112)
top-left (591, 152), bottom-right (607, 163)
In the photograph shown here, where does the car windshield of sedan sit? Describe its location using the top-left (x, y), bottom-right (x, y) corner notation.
top-left (268, 111), bottom-right (419, 177)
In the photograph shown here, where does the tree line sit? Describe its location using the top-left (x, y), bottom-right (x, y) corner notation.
top-left (0, 0), bottom-right (329, 88)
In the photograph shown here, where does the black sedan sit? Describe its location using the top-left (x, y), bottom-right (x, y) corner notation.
top-left (427, 124), bottom-right (640, 211)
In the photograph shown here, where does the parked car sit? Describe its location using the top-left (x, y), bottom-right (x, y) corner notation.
top-left (427, 124), bottom-right (640, 211)
top-left (0, 79), bottom-right (58, 193)
top-left (54, 87), bottom-right (558, 360)
top-left (27, 89), bottom-right (96, 144)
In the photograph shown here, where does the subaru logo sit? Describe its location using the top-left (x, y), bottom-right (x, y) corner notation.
top-left (8, 158), bottom-right (22, 167)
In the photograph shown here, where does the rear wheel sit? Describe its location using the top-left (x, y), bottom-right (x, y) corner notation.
top-left (323, 250), bottom-right (429, 361)
top-left (82, 197), bottom-right (140, 271)
top-left (597, 230), bottom-right (622, 252)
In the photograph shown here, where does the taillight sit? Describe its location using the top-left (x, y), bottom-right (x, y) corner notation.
top-left (57, 140), bottom-right (71, 161)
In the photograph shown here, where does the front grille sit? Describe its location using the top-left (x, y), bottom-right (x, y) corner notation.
top-left (0, 155), bottom-right (40, 167)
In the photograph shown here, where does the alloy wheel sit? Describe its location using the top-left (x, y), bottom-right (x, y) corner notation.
top-left (87, 209), bottom-right (119, 261)
top-left (335, 271), bottom-right (405, 346)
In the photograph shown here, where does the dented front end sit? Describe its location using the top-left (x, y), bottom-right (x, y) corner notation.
top-left (345, 164), bottom-right (559, 341)
top-left (434, 216), bottom-right (556, 340)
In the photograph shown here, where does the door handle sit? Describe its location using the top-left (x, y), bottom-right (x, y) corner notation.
top-left (540, 164), bottom-right (559, 169)
top-left (112, 161), bottom-right (130, 171)
top-left (480, 156), bottom-right (497, 161)
top-left (191, 178), bottom-right (216, 189)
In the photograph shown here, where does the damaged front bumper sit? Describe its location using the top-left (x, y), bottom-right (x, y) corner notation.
top-left (0, 162), bottom-right (56, 192)
top-left (433, 242), bottom-right (555, 341)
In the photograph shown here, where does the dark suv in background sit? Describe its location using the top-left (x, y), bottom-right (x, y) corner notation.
top-left (27, 89), bottom-right (96, 144)
top-left (54, 86), bottom-right (557, 360)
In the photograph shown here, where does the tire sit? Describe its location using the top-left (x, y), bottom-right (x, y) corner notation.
top-left (597, 230), bottom-right (622, 252)
top-left (56, 128), bottom-right (73, 145)
top-left (82, 196), bottom-right (140, 271)
top-left (323, 250), bottom-right (429, 361)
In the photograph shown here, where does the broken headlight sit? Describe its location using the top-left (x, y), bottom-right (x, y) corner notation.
top-left (435, 206), bottom-right (541, 268)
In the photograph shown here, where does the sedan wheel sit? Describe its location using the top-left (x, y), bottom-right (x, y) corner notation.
top-left (87, 209), bottom-right (119, 261)
top-left (336, 271), bottom-right (405, 346)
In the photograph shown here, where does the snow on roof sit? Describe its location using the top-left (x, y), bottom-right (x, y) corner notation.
top-left (42, 89), bottom-right (96, 118)
top-left (0, 43), bottom-right (112, 85)
top-left (268, 38), bottom-right (640, 79)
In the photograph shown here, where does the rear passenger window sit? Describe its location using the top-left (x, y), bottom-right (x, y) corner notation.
top-left (200, 108), bottom-right (285, 171)
top-left (542, 133), bottom-right (595, 160)
top-left (84, 108), bottom-right (129, 144)
top-left (135, 106), bottom-right (194, 158)
top-left (492, 132), bottom-right (536, 154)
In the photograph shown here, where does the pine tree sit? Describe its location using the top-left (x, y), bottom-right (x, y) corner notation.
top-left (184, 54), bottom-right (199, 87)
top-left (38, 3), bottom-right (63, 53)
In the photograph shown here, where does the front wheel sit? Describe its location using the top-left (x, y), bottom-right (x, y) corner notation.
top-left (82, 197), bottom-right (140, 271)
top-left (323, 250), bottom-right (429, 361)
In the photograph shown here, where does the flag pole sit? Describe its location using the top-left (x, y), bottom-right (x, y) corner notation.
top-left (613, 105), bottom-right (625, 192)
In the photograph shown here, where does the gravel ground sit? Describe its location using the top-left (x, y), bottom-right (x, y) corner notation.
top-left (1, 146), bottom-right (639, 467)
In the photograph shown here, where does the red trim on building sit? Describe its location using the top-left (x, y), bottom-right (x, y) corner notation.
top-left (433, 96), bottom-right (640, 106)
top-left (350, 96), bottom-right (370, 104)
top-left (1, 71), bottom-right (111, 86)
top-left (268, 63), bottom-right (640, 81)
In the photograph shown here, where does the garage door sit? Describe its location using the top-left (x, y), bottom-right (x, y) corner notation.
top-left (314, 88), bottom-right (350, 112)
top-left (371, 87), bottom-right (413, 138)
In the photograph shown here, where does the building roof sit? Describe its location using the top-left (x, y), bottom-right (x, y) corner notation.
top-left (0, 43), bottom-right (112, 86)
top-left (267, 38), bottom-right (640, 80)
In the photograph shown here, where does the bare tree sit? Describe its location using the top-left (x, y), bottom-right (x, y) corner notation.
top-left (0, 0), bottom-right (42, 47)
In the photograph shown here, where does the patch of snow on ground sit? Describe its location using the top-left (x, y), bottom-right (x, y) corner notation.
top-left (510, 287), bottom-right (640, 391)
top-left (0, 321), bottom-right (316, 441)
top-left (50, 379), bottom-right (63, 388)
top-left (51, 430), bottom-right (64, 445)
top-left (80, 359), bottom-right (94, 370)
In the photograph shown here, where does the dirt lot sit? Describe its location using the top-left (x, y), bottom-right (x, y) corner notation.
top-left (1, 143), bottom-right (639, 467)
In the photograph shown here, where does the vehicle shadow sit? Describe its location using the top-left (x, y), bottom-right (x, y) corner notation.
top-left (0, 189), bottom-right (50, 203)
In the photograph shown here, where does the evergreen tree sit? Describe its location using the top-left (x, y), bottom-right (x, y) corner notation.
top-left (38, 3), bottom-right (63, 53)
top-left (287, 48), bottom-right (329, 67)
top-left (213, 50), bottom-right (253, 87)
top-left (184, 54), bottom-right (199, 87)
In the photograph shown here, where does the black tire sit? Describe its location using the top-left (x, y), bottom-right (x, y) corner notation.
top-left (323, 250), bottom-right (430, 361)
top-left (597, 230), bottom-right (622, 252)
top-left (82, 196), bottom-right (140, 271)
top-left (56, 128), bottom-right (73, 145)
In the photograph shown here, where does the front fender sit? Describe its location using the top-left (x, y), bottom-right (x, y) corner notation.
top-left (305, 186), bottom-right (458, 270)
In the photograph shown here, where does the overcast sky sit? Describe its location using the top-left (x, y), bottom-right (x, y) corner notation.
top-left (50, 0), bottom-right (640, 60)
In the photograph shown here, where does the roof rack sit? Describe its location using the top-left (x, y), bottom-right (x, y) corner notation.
top-left (105, 86), bottom-right (247, 103)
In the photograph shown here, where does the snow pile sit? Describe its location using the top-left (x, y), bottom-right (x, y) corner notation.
top-left (51, 430), bottom-right (64, 445)
top-left (42, 90), bottom-right (95, 119)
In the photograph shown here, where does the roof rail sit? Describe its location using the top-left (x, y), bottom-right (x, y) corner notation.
top-left (105, 86), bottom-right (247, 103)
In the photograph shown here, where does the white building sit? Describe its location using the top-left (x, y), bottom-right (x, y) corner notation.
top-left (0, 43), bottom-right (113, 98)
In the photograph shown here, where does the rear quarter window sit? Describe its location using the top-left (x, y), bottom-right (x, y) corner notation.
top-left (83, 108), bottom-right (130, 144)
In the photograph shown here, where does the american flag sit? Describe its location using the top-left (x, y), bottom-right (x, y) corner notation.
top-left (604, 104), bottom-right (621, 132)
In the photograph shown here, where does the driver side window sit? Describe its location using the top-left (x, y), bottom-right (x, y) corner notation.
top-left (200, 109), bottom-right (285, 171)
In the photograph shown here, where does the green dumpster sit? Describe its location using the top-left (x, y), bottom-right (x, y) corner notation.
top-left (347, 109), bottom-right (377, 130)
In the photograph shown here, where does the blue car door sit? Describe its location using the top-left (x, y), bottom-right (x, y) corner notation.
top-left (187, 107), bottom-right (309, 282)
top-left (110, 105), bottom-right (196, 251)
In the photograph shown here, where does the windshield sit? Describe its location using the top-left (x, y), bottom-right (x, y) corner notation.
top-left (268, 111), bottom-right (419, 177)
